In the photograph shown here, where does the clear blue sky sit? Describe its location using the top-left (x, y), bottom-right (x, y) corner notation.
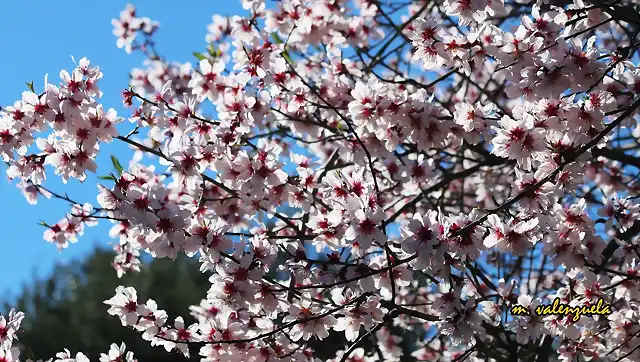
top-left (0, 1), bottom-right (244, 298)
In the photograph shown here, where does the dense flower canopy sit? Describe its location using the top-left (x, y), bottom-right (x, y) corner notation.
top-left (2, 0), bottom-right (640, 361)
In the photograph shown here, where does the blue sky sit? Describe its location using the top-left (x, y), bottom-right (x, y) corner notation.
top-left (0, 1), bottom-right (244, 298)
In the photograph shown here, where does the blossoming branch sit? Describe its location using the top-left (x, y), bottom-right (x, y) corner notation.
top-left (2, 0), bottom-right (640, 361)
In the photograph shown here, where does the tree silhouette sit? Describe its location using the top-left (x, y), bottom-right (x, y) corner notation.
top-left (4, 248), bottom-right (208, 361)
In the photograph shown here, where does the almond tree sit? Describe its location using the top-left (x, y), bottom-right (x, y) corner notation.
top-left (3, 0), bottom-right (640, 361)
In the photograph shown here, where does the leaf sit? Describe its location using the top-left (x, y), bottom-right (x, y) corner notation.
top-left (207, 44), bottom-right (221, 58)
top-left (26, 81), bottom-right (35, 93)
top-left (110, 155), bottom-right (123, 176)
top-left (272, 32), bottom-right (284, 44)
top-left (271, 33), bottom-right (292, 63)
top-left (193, 52), bottom-right (207, 61)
